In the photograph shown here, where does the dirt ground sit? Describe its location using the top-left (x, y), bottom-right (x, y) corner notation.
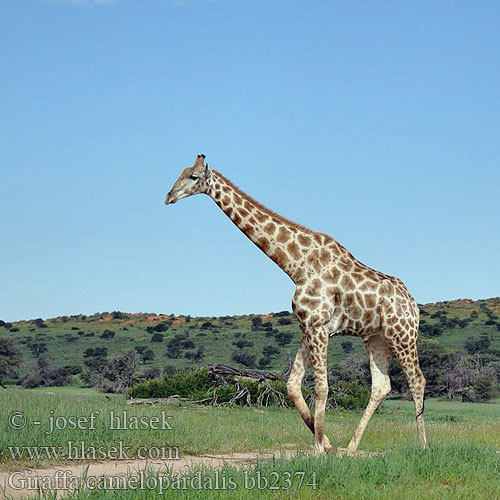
top-left (0, 450), bottom-right (292, 499)
top-left (0, 446), bottom-right (377, 499)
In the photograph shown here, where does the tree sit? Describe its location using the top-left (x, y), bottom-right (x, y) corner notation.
top-left (464, 335), bottom-right (491, 355)
top-left (0, 337), bottom-right (23, 387)
top-left (19, 355), bottom-right (72, 389)
top-left (165, 336), bottom-right (183, 358)
top-left (142, 367), bottom-right (161, 380)
top-left (232, 350), bottom-right (256, 368)
top-left (341, 340), bottom-right (353, 354)
top-left (472, 375), bottom-right (499, 401)
top-left (81, 350), bottom-right (141, 393)
top-left (233, 340), bottom-right (253, 349)
top-left (277, 317), bottom-right (292, 326)
top-left (151, 333), bottom-right (164, 343)
top-left (28, 341), bottom-right (47, 358)
top-left (142, 349), bottom-right (155, 364)
top-left (251, 317), bottom-right (263, 330)
top-left (275, 331), bottom-right (293, 347)
top-left (84, 347), bottom-right (108, 358)
top-left (101, 329), bottom-right (115, 339)
top-left (185, 345), bottom-right (205, 362)
top-left (262, 345), bottom-right (279, 358)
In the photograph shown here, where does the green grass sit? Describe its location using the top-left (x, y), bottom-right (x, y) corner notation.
top-left (31, 444), bottom-right (496, 500)
top-left (0, 387), bottom-right (498, 499)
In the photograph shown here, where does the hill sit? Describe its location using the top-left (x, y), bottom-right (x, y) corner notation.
top-left (1, 297), bottom-right (499, 379)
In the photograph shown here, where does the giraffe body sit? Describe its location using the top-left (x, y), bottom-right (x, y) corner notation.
top-left (165, 155), bottom-right (426, 453)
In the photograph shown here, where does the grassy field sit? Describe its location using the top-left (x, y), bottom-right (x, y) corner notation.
top-left (1, 297), bottom-right (500, 379)
top-left (0, 386), bottom-right (498, 499)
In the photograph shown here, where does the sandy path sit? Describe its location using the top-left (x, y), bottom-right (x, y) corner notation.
top-left (0, 450), bottom-right (293, 499)
top-left (0, 447), bottom-right (377, 499)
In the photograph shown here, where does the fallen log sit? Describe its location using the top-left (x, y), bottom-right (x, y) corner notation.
top-left (206, 364), bottom-right (285, 381)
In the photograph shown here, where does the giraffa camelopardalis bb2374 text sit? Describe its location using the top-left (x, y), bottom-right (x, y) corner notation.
top-left (165, 154), bottom-right (426, 454)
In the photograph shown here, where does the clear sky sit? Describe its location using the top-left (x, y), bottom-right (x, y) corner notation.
top-left (1, 0), bottom-right (499, 322)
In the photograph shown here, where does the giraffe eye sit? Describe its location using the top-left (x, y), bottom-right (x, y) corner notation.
top-left (189, 175), bottom-right (199, 181)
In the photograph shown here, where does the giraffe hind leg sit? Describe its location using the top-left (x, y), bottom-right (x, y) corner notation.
top-left (347, 334), bottom-right (391, 453)
top-left (390, 333), bottom-right (427, 447)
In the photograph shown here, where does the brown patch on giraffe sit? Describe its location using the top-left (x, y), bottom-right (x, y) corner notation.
top-left (351, 304), bottom-right (362, 319)
top-left (271, 248), bottom-right (288, 267)
top-left (343, 293), bottom-right (355, 308)
top-left (247, 216), bottom-right (257, 225)
top-left (364, 294), bottom-right (377, 309)
top-left (381, 280), bottom-right (395, 296)
top-left (239, 208), bottom-right (249, 218)
top-left (244, 201), bottom-right (253, 211)
top-left (359, 280), bottom-right (378, 292)
top-left (351, 272), bottom-right (365, 282)
top-left (313, 233), bottom-right (323, 245)
top-left (258, 237), bottom-right (270, 253)
top-left (340, 274), bottom-right (355, 291)
top-left (287, 241), bottom-right (301, 260)
top-left (214, 191), bottom-right (221, 201)
top-left (277, 227), bottom-right (292, 243)
top-left (233, 194), bottom-right (243, 206)
top-left (222, 196), bottom-right (231, 206)
top-left (338, 258), bottom-right (354, 272)
top-left (306, 278), bottom-right (322, 297)
top-left (298, 234), bottom-right (312, 247)
top-left (363, 309), bottom-right (374, 324)
top-left (319, 249), bottom-right (331, 265)
top-left (242, 224), bottom-right (254, 234)
top-left (254, 211), bottom-right (268, 223)
top-left (296, 309), bottom-right (307, 322)
top-left (355, 292), bottom-right (365, 308)
top-left (323, 267), bottom-right (341, 284)
top-left (233, 213), bottom-right (242, 225)
top-left (222, 185), bottom-right (231, 193)
top-left (224, 207), bottom-right (234, 218)
top-left (302, 297), bottom-right (320, 310)
top-left (264, 222), bottom-right (276, 235)
top-left (326, 287), bottom-right (340, 302)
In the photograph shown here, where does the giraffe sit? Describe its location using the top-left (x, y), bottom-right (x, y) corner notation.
top-left (165, 154), bottom-right (426, 454)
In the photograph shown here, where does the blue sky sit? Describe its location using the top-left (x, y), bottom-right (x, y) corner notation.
top-left (1, 0), bottom-right (499, 322)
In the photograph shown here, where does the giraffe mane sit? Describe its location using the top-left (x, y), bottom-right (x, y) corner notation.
top-left (214, 170), bottom-right (330, 239)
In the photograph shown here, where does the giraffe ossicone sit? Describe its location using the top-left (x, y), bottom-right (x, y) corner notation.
top-left (165, 154), bottom-right (427, 453)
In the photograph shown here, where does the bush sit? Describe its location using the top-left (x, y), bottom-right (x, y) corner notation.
top-left (277, 318), bottom-right (292, 326)
top-left (472, 375), bottom-right (499, 401)
top-left (129, 368), bottom-right (213, 400)
top-left (19, 355), bottom-right (72, 388)
top-left (101, 329), bottom-right (115, 339)
top-left (232, 350), bottom-right (256, 368)
top-left (128, 369), bottom-right (369, 411)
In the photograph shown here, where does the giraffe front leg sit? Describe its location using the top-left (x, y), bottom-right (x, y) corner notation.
top-left (286, 339), bottom-right (315, 434)
top-left (287, 336), bottom-right (333, 452)
top-left (309, 335), bottom-right (330, 455)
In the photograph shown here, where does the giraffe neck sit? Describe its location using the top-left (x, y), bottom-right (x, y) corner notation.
top-left (206, 170), bottom-right (334, 283)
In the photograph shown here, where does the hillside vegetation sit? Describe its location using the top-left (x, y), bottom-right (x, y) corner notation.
top-left (1, 297), bottom-right (499, 385)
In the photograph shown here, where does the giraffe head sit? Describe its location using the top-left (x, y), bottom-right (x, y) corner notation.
top-left (165, 154), bottom-right (212, 205)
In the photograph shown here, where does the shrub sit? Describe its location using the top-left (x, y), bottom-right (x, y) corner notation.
top-left (277, 318), bottom-right (292, 326)
top-left (0, 337), bottom-right (23, 386)
top-left (101, 329), bottom-right (115, 339)
top-left (231, 350), bottom-right (256, 368)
